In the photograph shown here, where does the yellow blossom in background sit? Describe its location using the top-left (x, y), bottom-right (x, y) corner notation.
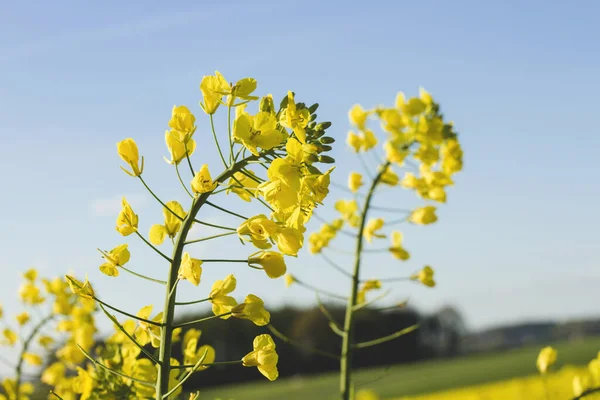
top-left (16, 312), bottom-right (30, 326)
top-left (191, 164), bottom-right (218, 194)
top-left (274, 227), bottom-right (304, 256)
top-left (19, 282), bottom-right (45, 305)
top-left (209, 275), bottom-right (238, 318)
top-left (2, 329), bottom-right (17, 346)
top-left (356, 389), bottom-right (380, 400)
top-left (23, 352), bottom-right (43, 366)
top-left (348, 172), bottom-right (363, 193)
top-left (348, 104), bottom-right (369, 130)
top-left (284, 274), bottom-right (296, 288)
top-left (410, 206), bottom-right (438, 225)
top-left (164, 129), bottom-right (197, 165)
top-left (117, 138), bottom-right (143, 177)
top-left (242, 334), bottom-right (279, 381)
top-left (248, 251), bottom-right (287, 278)
top-left (364, 218), bottom-right (386, 243)
top-left (98, 244), bottom-right (131, 277)
top-left (411, 266), bottom-right (436, 288)
top-left (389, 231), bottom-right (410, 260)
top-left (537, 346), bottom-right (558, 374)
top-left (23, 268), bottom-right (37, 281)
top-left (347, 131), bottom-right (362, 152)
top-left (380, 166), bottom-right (399, 186)
top-left (149, 200), bottom-right (186, 245)
top-left (115, 197), bottom-right (138, 236)
top-left (38, 335), bottom-right (55, 349)
top-left (357, 280), bottom-right (382, 304)
top-left (237, 214), bottom-right (279, 249)
top-left (134, 305), bottom-right (163, 348)
top-left (178, 252), bottom-right (203, 286)
top-left (232, 294), bottom-right (271, 326)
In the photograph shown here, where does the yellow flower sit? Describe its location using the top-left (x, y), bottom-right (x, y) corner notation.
top-left (248, 251), bottom-right (287, 279)
top-left (183, 337), bottom-right (216, 370)
top-left (356, 389), bottom-right (381, 400)
top-left (357, 280), bottom-right (382, 304)
top-left (284, 274), bottom-right (296, 288)
top-left (116, 196), bottom-right (138, 236)
top-left (232, 294), bottom-right (271, 326)
top-left (242, 334), bottom-right (279, 381)
top-left (362, 129), bottom-right (378, 151)
top-left (380, 166), bottom-right (399, 186)
top-left (98, 244), bottom-right (131, 277)
top-left (348, 104), bottom-right (368, 130)
top-left (200, 71), bottom-right (229, 114)
top-left (16, 312), bottom-right (30, 326)
top-left (237, 214), bottom-right (279, 249)
top-left (38, 335), bottom-right (54, 349)
top-left (18, 282), bottom-right (45, 305)
top-left (149, 200), bottom-right (186, 245)
top-left (335, 199), bottom-right (358, 220)
top-left (23, 352), bottom-right (43, 366)
top-left (227, 170), bottom-right (259, 202)
top-left (178, 252), bottom-right (203, 286)
top-left (41, 362), bottom-right (66, 386)
top-left (134, 305), bottom-right (163, 348)
top-left (191, 164), bottom-right (218, 194)
top-left (388, 232), bottom-right (410, 261)
top-left (346, 131), bottom-right (362, 152)
top-left (168, 105), bottom-right (196, 144)
top-left (65, 274), bottom-right (95, 299)
top-left (117, 138), bottom-right (144, 177)
top-left (273, 227), bottom-right (304, 257)
top-left (396, 92), bottom-right (426, 116)
top-left (23, 268), bottom-right (37, 281)
top-left (2, 329), bottom-right (17, 346)
top-left (384, 139), bottom-right (409, 165)
top-left (411, 266), bottom-right (435, 288)
top-left (409, 206), bottom-right (438, 225)
top-left (164, 130), bottom-right (197, 165)
top-left (441, 138), bottom-right (463, 176)
top-left (209, 275), bottom-right (238, 318)
top-left (234, 112), bottom-right (284, 155)
top-left (364, 218), bottom-right (386, 243)
top-left (302, 167), bottom-right (334, 204)
top-left (279, 91), bottom-right (310, 144)
top-left (537, 346), bottom-right (557, 374)
top-left (348, 172), bottom-right (363, 193)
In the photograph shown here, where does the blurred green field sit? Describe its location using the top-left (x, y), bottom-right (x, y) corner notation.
top-left (200, 336), bottom-right (600, 400)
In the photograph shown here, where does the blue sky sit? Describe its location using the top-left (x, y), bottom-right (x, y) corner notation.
top-left (1, 0), bottom-right (599, 348)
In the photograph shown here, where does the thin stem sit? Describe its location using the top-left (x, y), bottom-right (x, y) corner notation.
top-left (138, 176), bottom-right (184, 222)
top-left (320, 252), bottom-right (352, 279)
top-left (162, 349), bottom-right (211, 399)
top-left (316, 294), bottom-right (346, 337)
top-left (192, 219), bottom-right (237, 231)
top-left (267, 324), bottom-right (340, 360)
top-left (210, 114), bottom-right (228, 168)
top-left (78, 344), bottom-right (155, 387)
top-left (171, 360), bottom-right (243, 369)
top-left (202, 259), bottom-right (247, 263)
top-left (573, 387), bottom-right (600, 399)
top-left (368, 276), bottom-right (411, 283)
top-left (174, 297), bottom-right (212, 306)
top-left (184, 231), bottom-right (236, 245)
top-left (339, 161), bottom-right (389, 400)
top-left (134, 232), bottom-right (173, 263)
top-left (370, 205), bottom-right (411, 213)
top-left (120, 265), bottom-right (167, 285)
top-left (227, 105), bottom-right (234, 163)
top-left (174, 312), bottom-right (232, 329)
top-left (388, 217), bottom-right (409, 225)
top-left (185, 146), bottom-right (195, 177)
top-left (352, 324), bottom-right (418, 349)
top-left (175, 164), bottom-right (194, 198)
top-left (357, 153), bottom-right (373, 180)
top-left (331, 181), bottom-right (364, 196)
top-left (93, 296), bottom-right (162, 327)
top-left (205, 201), bottom-right (248, 220)
top-left (295, 278), bottom-right (347, 301)
top-left (352, 290), bottom-right (390, 312)
top-left (14, 314), bottom-right (54, 399)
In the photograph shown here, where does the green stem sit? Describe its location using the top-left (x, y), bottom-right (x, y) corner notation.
top-left (78, 344), bottom-right (155, 386)
top-left (175, 164), bottom-right (194, 198)
top-left (192, 219), bottom-right (237, 231)
top-left (171, 359), bottom-right (242, 369)
top-left (201, 259), bottom-right (247, 263)
top-left (93, 296), bottom-right (162, 326)
top-left (184, 231), bottom-right (236, 245)
top-left (267, 324), bottom-right (340, 360)
top-left (320, 252), bottom-right (352, 278)
top-left (185, 145), bottom-right (195, 177)
top-left (339, 161), bottom-right (389, 400)
top-left (174, 297), bottom-right (211, 306)
top-left (134, 232), bottom-right (173, 263)
top-left (296, 279), bottom-right (347, 301)
top-left (227, 105), bottom-right (233, 163)
top-left (210, 114), bottom-right (228, 168)
top-left (205, 201), bottom-right (248, 220)
top-left (173, 312), bottom-right (232, 329)
top-left (573, 387), bottom-right (600, 399)
top-left (155, 152), bottom-right (263, 399)
top-left (138, 176), bottom-right (184, 221)
top-left (15, 314), bottom-right (54, 399)
top-left (120, 265), bottom-right (167, 285)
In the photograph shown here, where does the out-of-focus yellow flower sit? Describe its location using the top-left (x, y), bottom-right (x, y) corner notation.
top-left (65, 274), bottom-right (95, 299)
top-left (23, 268), bottom-right (37, 281)
top-left (2, 329), bottom-right (17, 346)
top-left (149, 200), bottom-right (186, 245)
top-left (284, 274), bottom-right (296, 288)
top-left (347, 131), bottom-right (362, 152)
top-left (537, 346), bottom-right (558, 374)
top-left (116, 197), bottom-right (138, 236)
top-left (573, 374), bottom-right (591, 397)
top-left (178, 252), bottom-right (203, 286)
top-left (98, 244), bottom-right (131, 277)
top-left (232, 294), bottom-right (271, 326)
top-left (348, 104), bottom-right (369, 130)
top-left (356, 389), bottom-right (381, 400)
top-left (409, 206), bottom-right (438, 225)
top-left (209, 275), bottom-right (238, 318)
top-left (164, 130), bottom-right (197, 165)
top-left (191, 164), bottom-right (218, 194)
top-left (227, 170), bottom-right (259, 202)
top-left (357, 280), bottom-right (382, 304)
top-left (362, 129), bottom-right (378, 151)
top-left (234, 112), bottom-right (283, 155)
top-left (411, 266), bottom-right (435, 288)
top-left (348, 172), bottom-right (363, 193)
top-left (441, 138), bottom-right (464, 176)
top-left (380, 166), bottom-right (399, 186)
top-left (23, 352), bottom-right (43, 366)
top-left (396, 92), bottom-right (426, 116)
top-left (19, 282), bottom-right (45, 305)
top-left (117, 138), bottom-right (144, 177)
top-left (72, 366), bottom-right (95, 399)
top-left (134, 305), bottom-right (163, 348)
top-left (389, 231), bottom-right (410, 260)
top-left (38, 335), bottom-right (54, 349)
top-left (242, 334), bottom-right (279, 381)
top-left (384, 139), bottom-right (409, 165)
top-left (168, 105), bottom-right (196, 144)
top-left (41, 362), bottom-right (66, 386)
top-left (16, 312), bottom-right (30, 326)
top-left (364, 218), bottom-right (385, 243)
top-left (248, 251), bottom-right (287, 278)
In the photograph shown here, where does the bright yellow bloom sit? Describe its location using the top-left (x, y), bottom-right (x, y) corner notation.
top-left (65, 274), bottom-right (95, 299)
top-left (389, 231), bottom-right (410, 260)
top-left (18, 282), bottom-right (44, 305)
top-left (248, 251), bottom-right (287, 278)
top-left (178, 252), bottom-right (203, 286)
top-left (411, 266), bottom-right (435, 288)
top-left (168, 105), bottom-right (196, 144)
top-left (242, 334), bottom-right (279, 381)
top-left (280, 91), bottom-right (310, 144)
top-left (274, 227), bottom-right (304, 256)
top-left (232, 294), bottom-right (271, 326)
top-left (23, 352), bottom-right (43, 366)
top-left (149, 200), bottom-right (186, 245)
top-left (284, 274), bottom-right (296, 288)
top-left (98, 244), bottom-right (131, 277)
top-left (2, 329), bottom-right (17, 346)
top-left (302, 167), bottom-right (334, 204)
top-left (191, 164), bottom-right (218, 194)
top-left (537, 346), bottom-right (557, 374)
top-left (183, 336), bottom-right (215, 370)
top-left (380, 166), bottom-right (399, 186)
top-left (362, 129), bottom-right (378, 151)
top-left (200, 71), bottom-right (229, 114)
top-left (41, 362), bottom-right (66, 386)
top-left (396, 92), bottom-right (426, 116)
top-left (38, 335), bottom-right (54, 349)
top-left (237, 214), bottom-right (279, 249)
top-left (227, 170), bottom-right (259, 202)
top-left (164, 130), bottom-right (197, 165)
top-left (348, 172), bottom-right (363, 193)
top-left (117, 138), bottom-right (143, 177)
top-left (415, 144), bottom-right (440, 166)
top-left (23, 268), bottom-right (37, 281)
top-left (116, 197), bottom-right (138, 236)
top-left (347, 131), bottom-right (362, 152)
top-left (234, 112), bottom-right (284, 155)
top-left (364, 218), bottom-right (386, 243)
top-left (441, 138), bottom-right (464, 175)
top-left (257, 179), bottom-right (298, 213)
top-left (348, 104), bottom-right (369, 130)
top-left (335, 199), bottom-right (358, 220)
top-left (384, 139), bottom-right (409, 165)
top-left (209, 275), bottom-right (238, 318)
top-left (409, 206), bottom-right (438, 225)
top-left (16, 312), bottom-right (30, 326)
top-left (134, 305), bottom-right (163, 348)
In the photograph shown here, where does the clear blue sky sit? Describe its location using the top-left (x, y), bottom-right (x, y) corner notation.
top-left (1, 0), bottom-right (599, 341)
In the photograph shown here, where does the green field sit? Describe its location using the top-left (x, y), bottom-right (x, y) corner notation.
top-left (200, 336), bottom-right (600, 400)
